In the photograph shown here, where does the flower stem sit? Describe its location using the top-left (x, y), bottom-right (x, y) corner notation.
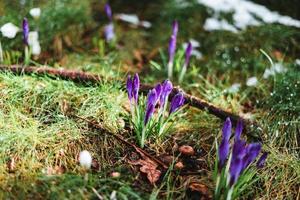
top-left (0, 41), bottom-right (3, 63)
top-left (167, 61), bottom-right (173, 79)
top-left (24, 45), bottom-right (30, 66)
top-left (226, 187), bottom-right (233, 200)
top-left (179, 64), bottom-right (187, 84)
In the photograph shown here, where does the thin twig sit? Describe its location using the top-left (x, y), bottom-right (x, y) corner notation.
top-left (0, 65), bottom-right (254, 126)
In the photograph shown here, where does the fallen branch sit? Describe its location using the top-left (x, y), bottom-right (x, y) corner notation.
top-left (0, 65), bottom-right (254, 126)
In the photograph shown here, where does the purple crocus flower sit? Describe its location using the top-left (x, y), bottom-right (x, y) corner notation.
top-left (126, 75), bottom-right (133, 102)
top-left (172, 20), bottom-right (179, 37)
top-left (242, 143), bottom-right (261, 169)
top-left (146, 89), bottom-right (158, 108)
top-left (184, 42), bottom-right (192, 67)
top-left (22, 18), bottom-right (29, 45)
top-left (169, 92), bottom-right (185, 114)
top-left (160, 80), bottom-right (173, 107)
top-left (232, 139), bottom-right (247, 160)
top-left (229, 158), bottom-right (243, 186)
top-left (218, 118), bottom-right (232, 169)
top-left (144, 104), bottom-right (155, 125)
top-left (256, 152), bottom-right (268, 168)
top-left (104, 23), bottom-right (115, 41)
top-left (105, 3), bottom-right (112, 21)
top-left (235, 119), bottom-right (243, 141)
top-left (168, 35), bottom-right (177, 65)
top-left (132, 73), bottom-right (140, 103)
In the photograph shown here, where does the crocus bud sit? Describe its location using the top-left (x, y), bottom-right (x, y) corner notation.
top-left (172, 20), bottom-right (178, 37)
top-left (154, 84), bottom-right (162, 102)
top-left (22, 18), bottom-right (29, 45)
top-left (184, 42), bottom-right (192, 67)
top-left (218, 118), bottom-right (232, 169)
top-left (256, 152), bottom-right (268, 168)
top-left (242, 143), bottom-right (261, 169)
top-left (169, 92), bottom-right (185, 114)
top-left (29, 8), bottom-right (41, 19)
top-left (79, 150), bottom-right (92, 169)
top-left (144, 104), bottom-right (155, 125)
top-left (235, 119), bottom-right (243, 141)
top-left (132, 73), bottom-right (140, 103)
top-left (0, 23), bottom-right (19, 39)
top-left (104, 23), bottom-right (115, 41)
top-left (105, 3), bottom-right (113, 21)
top-left (168, 35), bottom-right (176, 64)
top-left (146, 89), bottom-right (158, 108)
top-left (160, 80), bottom-right (173, 107)
top-left (126, 75), bottom-right (133, 102)
top-left (229, 158), bottom-right (243, 186)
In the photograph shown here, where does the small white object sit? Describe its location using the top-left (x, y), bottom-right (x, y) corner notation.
top-left (263, 63), bottom-right (287, 79)
top-left (79, 150), bottom-right (92, 169)
top-left (246, 76), bottom-right (258, 86)
top-left (0, 23), bottom-right (19, 39)
top-left (203, 18), bottom-right (238, 33)
top-left (30, 8), bottom-right (41, 19)
top-left (227, 83), bottom-right (241, 93)
top-left (116, 13), bottom-right (152, 28)
top-left (295, 59), bottom-right (300, 66)
top-left (110, 191), bottom-right (117, 200)
top-left (28, 31), bottom-right (41, 55)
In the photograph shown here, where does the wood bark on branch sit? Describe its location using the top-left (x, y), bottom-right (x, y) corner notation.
top-left (0, 65), bottom-right (255, 127)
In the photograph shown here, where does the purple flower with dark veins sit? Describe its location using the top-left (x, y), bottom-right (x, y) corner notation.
top-left (256, 152), bottom-right (268, 168)
top-left (105, 3), bottom-right (112, 21)
top-left (169, 92), bottom-right (185, 114)
top-left (144, 89), bottom-right (157, 125)
top-left (132, 73), bottom-right (140, 103)
top-left (154, 84), bottom-right (162, 101)
top-left (218, 118), bottom-right (232, 169)
top-left (104, 23), bottom-right (115, 41)
top-left (235, 119), bottom-right (244, 141)
top-left (160, 80), bottom-right (173, 107)
top-left (22, 18), bottom-right (29, 45)
top-left (126, 75), bottom-right (133, 102)
top-left (144, 104), bottom-right (155, 125)
top-left (184, 42), bottom-right (192, 67)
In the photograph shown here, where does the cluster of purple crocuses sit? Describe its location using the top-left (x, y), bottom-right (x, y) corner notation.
top-left (167, 20), bottom-right (193, 82)
top-left (215, 117), bottom-right (268, 200)
top-left (126, 73), bottom-right (185, 147)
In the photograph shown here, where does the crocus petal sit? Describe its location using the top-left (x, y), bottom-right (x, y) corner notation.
top-left (242, 143), bottom-right (261, 169)
top-left (132, 73), bottom-right (140, 103)
top-left (168, 35), bottom-right (177, 63)
top-left (222, 117), bottom-right (232, 141)
top-left (146, 89), bottom-right (157, 108)
top-left (229, 158), bottom-right (243, 186)
top-left (126, 75), bottom-right (133, 102)
top-left (169, 92), bottom-right (185, 114)
top-left (29, 8), bottom-right (41, 19)
top-left (154, 84), bottom-right (162, 102)
top-left (172, 20), bottom-right (179, 36)
top-left (104, 23), bottom-right (115, 41)
top-left (235, 119), bottom-right (243, 141)
top-left (184, 42), bottom-right (192, 67)
top-left (144, 104), bottom-right (155, 125)
top-left (232, 139), bottom-right (247, 160)
top-left (218, 139), bottom-right (230, 169)
top-left (22, 18), bottom-right (29, 45)
top-left (160, 80), bottom-right (173, 107)
top-left (105, 3), bottom-right (113, 21)
top-left (256, 152), bottom-right (268, 168)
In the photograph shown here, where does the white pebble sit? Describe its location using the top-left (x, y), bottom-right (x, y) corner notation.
top-left (79, 150), bottom-right (92, 169)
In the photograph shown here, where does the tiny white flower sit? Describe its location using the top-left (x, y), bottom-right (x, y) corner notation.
top-left (79, 150), bottom-right (92, 169)
top-left (30, 8), bottom-right (41, 19)
top-left (227, 83), bottom-right (241, 93)
top-left (295, 59), bottom-right (300, 66)
top-left (0, 23), bottom-right (19, 39)
top-left (31, 42), bottom-right (41, 55)
top-left (246, 76), bottom-right (258, 86)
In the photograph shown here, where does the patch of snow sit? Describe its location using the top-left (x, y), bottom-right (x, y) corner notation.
top-left (198, 0), bottom-right (300, 31)
top-left (227, 83), bottom-right (241, 93)
top-left (263, 62), bottom-right (287, 79)
top-left (203, 18), bottom-right (238, 32)
top-left (28, 31), bottom-right (41, 55)
top-left (116, 13), bottom-right (152, 28)
top-left (29, 8), bottom-right (41, 19)
top-left (0, 23), bottom-right (19, 39)
top-left (246, 76), bottom-right (258, 86)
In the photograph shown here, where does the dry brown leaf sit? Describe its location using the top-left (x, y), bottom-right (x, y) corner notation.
top-left (129, 158), bottom-right (161, 184)
top-left (189, 182), bottom-right (211, 199)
